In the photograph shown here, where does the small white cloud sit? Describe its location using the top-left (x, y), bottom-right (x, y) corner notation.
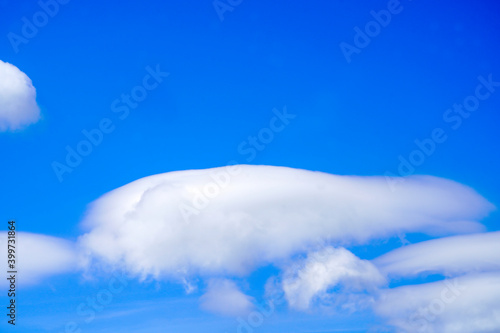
top-left (374, 231), bottom-right (500, 278)
top-left (181, 277), bottom-right (198, 294)
top-left (199, 279), bottom-right (254, 317)
top-left (0, 232), bottom-right (78, 286)
top-left (0, 60), bottom-right (41, 131)
top-left (281, 247), bottom-right (385, 311)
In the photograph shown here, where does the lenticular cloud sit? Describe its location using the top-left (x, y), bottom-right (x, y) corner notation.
top-left (78, 165), bottom-right (494, 280)
top-left (374, 231), bottom-right (500, 279)
top-left (0, 60), bottom-right (41, 131)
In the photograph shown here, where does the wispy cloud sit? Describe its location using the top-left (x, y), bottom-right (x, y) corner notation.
top-left (374, 231), bottom-right (500, 279)
top-left (375, 273), bottom-right (500, 332)
top-left (0, 232), bottom-right (77, 286)
top-left (199, 279), bottom-right (254, 317)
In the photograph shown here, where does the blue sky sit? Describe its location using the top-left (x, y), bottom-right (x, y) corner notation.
top-left (1, 0), bottom-right (500, 332)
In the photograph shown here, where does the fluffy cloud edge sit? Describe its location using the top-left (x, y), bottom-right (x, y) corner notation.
top-left (0, 60), bottom-right (41, 132)
top-left (280, 246), bottom-right (386, 311)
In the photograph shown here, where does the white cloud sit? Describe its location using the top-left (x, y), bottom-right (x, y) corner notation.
top-left (3, 165), bottom-right (495, 330)
top-left (0, 60), bottom-right (41, 131)
top-left (374, 231), bottom-right (500, 279)
top-left (199, 279), bottom-right (254, 316)
top-left (375, 273), bottom-right (500, 333)
top-left (372, 231), bottom-right (500, 332)
top-left (78, 165), bottom-right (493, 280)
top-left (0, 232), bottom-right (78, 286)
top-left (281, 247), bottom-right (385, 311)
